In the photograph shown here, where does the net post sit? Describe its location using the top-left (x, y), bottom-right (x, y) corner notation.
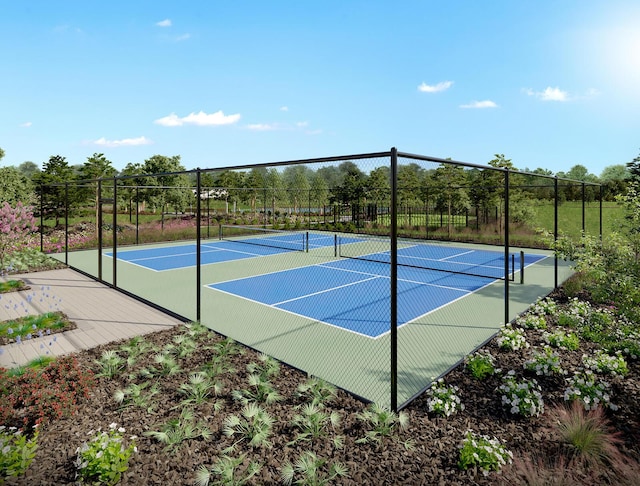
top-left (520, 250), bottom-right (525, 284)
top-left (98, 179), bottom-right (103, 281)
top-left (219, 223), bottom-right (223, 240)
top-left (64, 182), bottom-right (69, 266)
top-left (503, 169), bottom-right (510, 328)
top-left (305, 231), bottom-right (309, 253)
top-left (511, 253), bottom-right (515, 282)
top-left (334, 234), bottom-right (338, 257)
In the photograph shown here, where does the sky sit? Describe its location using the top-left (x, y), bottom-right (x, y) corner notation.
top-left (1, 0), bottom-right (640, 176)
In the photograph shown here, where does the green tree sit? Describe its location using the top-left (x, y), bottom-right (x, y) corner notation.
top-left (0, 166), bottom-right (36, 205)
top-left (80, 153), bottom-right (117, 233)
top-left (0, 147), bottom-right (5, 162)
top-left (366, 166), bottom-right (390, 204)
top-left (17, 161), bottom-right (40, 179)
top-left (266, 168), bottom-right (287, 222)
top-left (283, 165), bottom-right (311, 214)
top-left (431, 163), bottom-right (470, 237)
top-left (34, 155), bottom-right (74, 226)
top-left (244, 167), bottom-right (268, 216)
top-left (141, 155), bottom-right (189, 214)
top-left (309, 171), bottom-right (329, 217)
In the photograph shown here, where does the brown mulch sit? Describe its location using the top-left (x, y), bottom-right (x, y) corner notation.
top-left (4, 295), bottom-right (640, 485)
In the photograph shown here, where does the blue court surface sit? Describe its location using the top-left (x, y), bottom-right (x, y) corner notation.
top-left (207, 248), bottom-right (547, 339)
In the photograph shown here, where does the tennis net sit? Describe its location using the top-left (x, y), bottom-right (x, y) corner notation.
top-left (219, 225), bottom-right (307, 252)
top-left (338, 235), bottom-right (518, 281)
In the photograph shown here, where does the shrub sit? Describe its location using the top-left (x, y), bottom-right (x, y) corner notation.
top-left (582, 350), bottom-right (628, 376)
top-left (426, 379), bottom-right (464, 417)
top-left (564, 371), bottom-right (616, 411)
top-left (523, 346), bottom-right (565, 376)
top-left (0, 425), bottom-right (39, 480)
top-left (458, 430), bottom-right (513, 476)
top-left (498, 371), bottom-right (544, 417)
top-left (496, 325), bottom-right (529, 351)
top-left (464, 351), bottom-right (498, 380)
top-left (516, 313), bottom-right (547, 330)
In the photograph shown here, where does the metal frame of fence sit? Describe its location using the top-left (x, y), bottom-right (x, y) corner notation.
top-left (39, 148), bottom-right (602, 411)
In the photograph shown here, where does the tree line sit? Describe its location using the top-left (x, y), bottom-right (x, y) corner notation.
top-left (0, 149), bottom-right (637, 227)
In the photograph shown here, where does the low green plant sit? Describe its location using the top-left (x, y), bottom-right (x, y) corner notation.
top-left (74, 423), bottom-right (136, 486)
top-left (94, 349), bottom-right (125, 379)
top-left (280, 451), bottom-right (349, 486)
top-left (0, 311), bottom-right (71, 345)
top-left (498, 371), bottom-right (544, 417)
top-left (0, 425), bottom-right (39, 480)
top-left (464, 351), bottom-right (498, 380)
top-left (288, 403), bottom-right (343, 447)
top-left (458, 430), bottom-right (513, 476)
top-left (530, 296), bottom-right (558, 316)
top-left (145, 407), bottom-right (212, 453)
top-left (232, 374), bottom-right (283, 405)
top-left (296, 376), bottom-right (338, 407)
top-left (178, 371), bottom-right (222, 407)
top-left (139, 352), bottom-right (182, 378)
top-left (516, 313), bottom-right (547, 330)
top-left (355, 403), bottom-right (411, 448)
top-left (426, 379), bottom-right (464, 417)
top-left (0, 279), bottom-right (27, 293)
top-left (114, 381), bottom-right (160, 413)
top-left (165, 333), bottom-right (198, 358)
top-left (523, 346), bottom-right (565, 376)
top-left (222, 403), bottom-right (275, 451)
top-left (247, 354), bottom-right (280, 380)
top-left (564, 371), bottom-right (616, 411)
top-left (582, 350), bottom-right (628, 376)
top-left (118, 336), bottom-right (155, 368)
top-left (543, 329), bottom-right (580, 351)
top-left (496, 324), bottom-right (529, 351)
top-left (3, 355), bottom-right (56, 378)
top-left (556, 310), bottom-right (582, 329)
top-left (194, 453), bottom-right (262, 486)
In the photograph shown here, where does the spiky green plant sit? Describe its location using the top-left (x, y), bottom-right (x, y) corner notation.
top-left (222, 403), bottom-right (275, 451)
top-left (280, 451), bottom-right (349, 486)
top-left (209, 337), bottom-right (244, 359)
top-left (289, 403), bottom-right (342, 447)
top-left (296, 377), bottom-right (338, 407)
top-left (194, 454), bottom-right (262, 486)
top-left (144, 407), bottom-right (212, 453)
top-left (178, 371), bottom-right (222, 406)
top-left (139, 352), bottom-right (182, 378)
top-left (355, 403), bottom-right (411, 448)
top-left (118, 336), bottom-right (155, 368)
top-left (246, 354), bottom-right (280, 380)
top-left (94, 350), bottom-right (125, 379)
top-left (113, 381), bottom-right (160, 413)
top-left (232, 374), bottom-right (283, 405)
top-left (182, 321), bottom-right (211, 342)
top-left (165, 333), bottom-right (198, 359)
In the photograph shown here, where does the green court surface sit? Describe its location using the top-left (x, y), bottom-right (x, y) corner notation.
top-left (56, 234), bottom-right (572, 409)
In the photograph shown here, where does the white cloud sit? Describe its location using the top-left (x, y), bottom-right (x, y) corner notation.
top-left (280, 106), bottom-right (289, 112)
top-left (20, 121), bottom-right (32, 128)
top-left (460, 100), bottom-right (498, 109)
top-left (93, 136), bottom-right (153, 148)
top-left (154, 110), bottom-right (241, 127)
top-left (156, 19), bottom-right (172, 27)
top-left (247, 123), bottom-right (278, 131)
top-left (524, 86), bottom-right (569, 101)
top-left (418, 81), bottom-right (453, 93)
top-left (175, 33), bottom-right (191, 41)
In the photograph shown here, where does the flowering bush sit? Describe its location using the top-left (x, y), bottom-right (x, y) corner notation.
top-left (458, 430), bottom-right (513, 476)
top-left (582, 350), bottom-right (628, 376)
top-left (543, 329), bottom-right (580, 351)
top-left (523, 346), bottom-right (565, 376)
top-left (464, 351), bottom-right (499, 380)
top-left (564, 371), bottom-right (617, 411)
top-left (0, 202), bottom-right (37, 270)
top-left (426, 379), bottom-right (464, 417)
top-left (530, 296), bottom-right (558, 316)
top-left (516, 313), bottom-right (547, 330)
top-left (496, 325), bottom-right (529, 351)
top-left (498, 371), bottom-right (544, 417)
top-left (0, 425), bottom-right (39, 480)
top-left (0, 356), bottom-right (95, 428)
top-left (75, 423), bottom-right (137, 486)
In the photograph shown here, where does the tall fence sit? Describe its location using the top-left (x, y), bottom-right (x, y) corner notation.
top-left (40, 148), bottom-right (601, 410)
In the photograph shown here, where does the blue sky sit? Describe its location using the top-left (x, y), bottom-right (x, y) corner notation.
top-left (2, 1), bottom-right (639, 176)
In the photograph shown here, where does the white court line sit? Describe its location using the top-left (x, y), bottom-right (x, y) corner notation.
top-left (205, 285), bottom-right (378, 339)
top-left (273, 276), bottom-right (381, 306)
top-left (438, 249), bottom-right (475, 261)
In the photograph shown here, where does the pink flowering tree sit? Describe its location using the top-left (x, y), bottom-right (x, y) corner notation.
top-left (0, 201), bottom-right (38, 270)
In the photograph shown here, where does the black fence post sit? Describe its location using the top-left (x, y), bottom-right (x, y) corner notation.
top-left (113, 177), bottom-right (117, 289)
top-left (98, 180), bottom-right (103, 281)
top-left (135, 186), bottom-right (139, 245)
top-left (39, 184), bottom-right (44, 252)
top-left (390, 147), bottom-right (398, 412)
top-left (504, 170), bottom-right (510, 327)
top-left (599, 185), bottom-right (603, 239)
top-left (582, 183), bottom-right (586, 234)
top-left (554, 177), bottom-right (558, 289)
top-left (64, 182), bottom-right (69, 266)
top-left (196, 169), bottom-right (202, 322)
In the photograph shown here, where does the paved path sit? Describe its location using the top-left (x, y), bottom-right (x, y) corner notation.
top-left (0, 268), bottom-right (183, 368)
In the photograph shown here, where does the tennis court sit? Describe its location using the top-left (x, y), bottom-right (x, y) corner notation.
top-left (207, 243), bottom-right (546, 338)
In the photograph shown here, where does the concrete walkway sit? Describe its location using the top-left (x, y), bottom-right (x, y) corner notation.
top-left (0, 268), bottom-right (183, 369)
